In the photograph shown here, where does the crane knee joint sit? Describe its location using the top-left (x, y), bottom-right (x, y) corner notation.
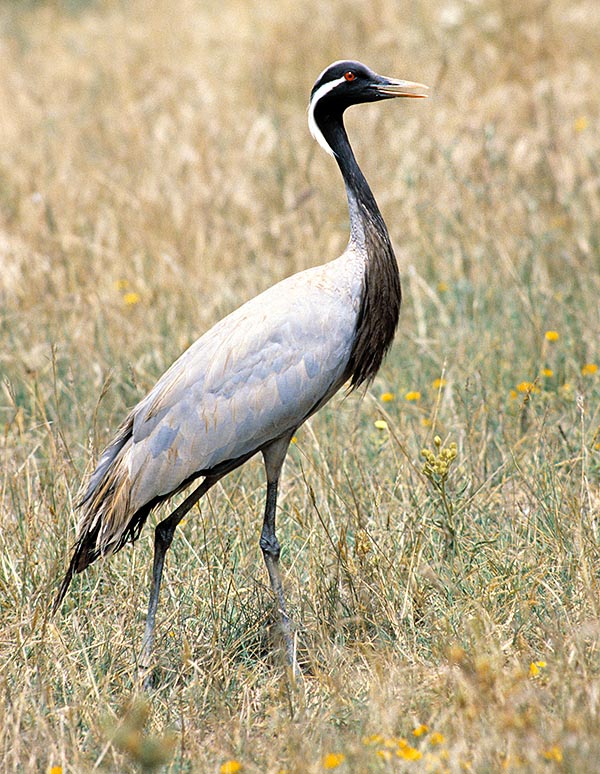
top-left (260, 535), bottom-right (280, 560)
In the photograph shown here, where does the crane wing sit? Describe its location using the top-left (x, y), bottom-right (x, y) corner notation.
top-left (125, 256), bottom-right (363, 510)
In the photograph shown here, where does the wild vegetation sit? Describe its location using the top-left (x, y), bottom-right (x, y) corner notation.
top-left (1, 0), bottom-right (599, 771)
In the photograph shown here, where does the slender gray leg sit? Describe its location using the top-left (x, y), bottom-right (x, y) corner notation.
top-left (260, 434), bottom-right (296, 671)
top-left (140, 476), bottom-right (217, 688)
top-left (260, 477), bottom-right (297, 672)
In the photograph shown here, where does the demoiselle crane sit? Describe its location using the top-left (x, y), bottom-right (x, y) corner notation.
top-left (53, 60), bottom-right (427, 679)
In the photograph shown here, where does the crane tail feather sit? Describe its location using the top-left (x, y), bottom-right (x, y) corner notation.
top-left (53, 415), bottom-right (154, 612)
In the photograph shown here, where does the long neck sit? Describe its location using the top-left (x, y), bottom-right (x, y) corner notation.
top-left (321, 119), bottom-right (385, 246)
top-left (320, 113), bottom-right (402, 389)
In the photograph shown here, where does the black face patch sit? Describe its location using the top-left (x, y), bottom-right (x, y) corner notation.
top-left (310, 60), bottom-right (377, 100)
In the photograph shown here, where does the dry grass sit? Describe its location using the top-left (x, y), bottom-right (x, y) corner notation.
top-left (1, 0), bottom-right (600, 771)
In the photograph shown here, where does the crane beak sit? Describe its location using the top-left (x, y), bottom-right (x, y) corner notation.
top-left (373, 77), bottom-right (429, 99)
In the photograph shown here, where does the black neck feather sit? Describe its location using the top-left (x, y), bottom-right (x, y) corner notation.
top-left (317, 108), bottom-right (402, 389)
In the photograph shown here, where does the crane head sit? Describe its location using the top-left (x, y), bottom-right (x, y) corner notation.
top-left (311, 60), bottom-right (428, 105)
top-left (309, 60), bottom-right (428, 156)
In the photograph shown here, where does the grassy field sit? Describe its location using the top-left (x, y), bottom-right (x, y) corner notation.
top-left (1, 0), bottom-right (600, 771)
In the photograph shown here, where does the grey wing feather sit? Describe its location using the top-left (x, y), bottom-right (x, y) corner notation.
top-left (126, 256), bottom-right (363, 509)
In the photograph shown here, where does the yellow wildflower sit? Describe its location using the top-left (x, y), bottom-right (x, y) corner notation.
top-left (509, 389), bottom-right (518, 400)
top-left (544, 330), bottom-right (559, 341)
top-left (49, 768), bottom-right (63, 774)
top-left (529, 660), bottom-right (547, 677)
top-left (582, 363), bottom-right (598, 376)
top-left (516, 381), bottom-right (538, 393)
top-left (381, 392), bottom-right (395, 402)
top-left (405, 391), bottom-right (421, 401)
top-left (115, 278), bottom-right (129, 290)
top-left (432, 378), bottom-right (447, 389)
top-left (412, 724), bottom-right (429, 737)
top-left (376, 749), bottom-right (392, 761)
top-left (291, 436), bottom-right (298, 444)
top-left (429, 732), bottom-right (445, 746)
top-left (322, 752), bottom-right (345, 769)
top-left (437, 281), bottom-right (449, 293)
top-left (542, 368), bottom-right (554, 377)
top-left (374, 419), bottom-right (388, 430)
top-left (574, 116), bottom-right (588, 132)
top-left (543, 745), bottom-right (563, 762)
top-left (220, 762), bottom-right (242, 774)
top-left (123, 291), bottom-right (141, 306)
top-left (397, 746), bottom-right (422, 761)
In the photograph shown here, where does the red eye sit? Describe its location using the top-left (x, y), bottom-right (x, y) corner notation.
top-left (344, 71), bottom-right (356, 82)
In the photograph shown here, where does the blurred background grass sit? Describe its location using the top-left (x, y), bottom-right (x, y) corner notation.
top-left (1, 0), bottom-right (600, 771)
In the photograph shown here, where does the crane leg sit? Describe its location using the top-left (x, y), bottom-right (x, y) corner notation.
top-left (260, 476), bottom-right (297, 673)
top-left (140, 475), bottom-right (218, 688)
